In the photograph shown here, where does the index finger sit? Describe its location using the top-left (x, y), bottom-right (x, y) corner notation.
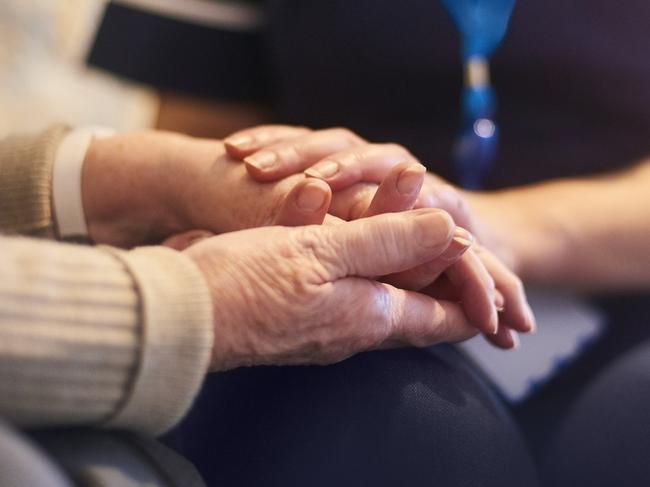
top-left (444, 249), bottom-right (499, 336)
top-left (224, 125), bottom-right (311, 159)
top-left (243, 128), bottom-right (366, 182)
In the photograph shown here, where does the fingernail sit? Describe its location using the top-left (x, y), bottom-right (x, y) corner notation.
top-left (396, 164), bottom-right (425, 195)
top-left (510, 329), bottom-right (521, 349)
top-left (296, 182), bottom-right (327, 211)
top-left (414, 210), bottom-right (455, 249)
top-left (225, 134), bottom-right (254, 150)
top-left (305, 160), bottom-right (339, 179)
top-left (526, 303), bottom-right (537, 333)
top-left (495, 289), bottom-right (505, 310)
top-left (489, 313), bottom-right (499, 335)
top-left (440, 232), bottom-right (473, 261)
top-left (245, 151), bottom-right (277, 170)
top-left (453, 227), bottom-right (474, 245)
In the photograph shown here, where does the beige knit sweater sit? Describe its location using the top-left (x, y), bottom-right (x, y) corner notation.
top-left (0, 126), bottom-right (213, 435)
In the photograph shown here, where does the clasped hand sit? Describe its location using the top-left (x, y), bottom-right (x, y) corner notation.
top-left (81, 126), bottom-right (535, 371)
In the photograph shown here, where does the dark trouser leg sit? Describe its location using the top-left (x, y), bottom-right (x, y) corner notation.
top-left (514, 294), bottom-right (650, 458)
top-left (166, 346), bottom-right (538, 487)
top-left (542, 340), bottom-right (650, 487)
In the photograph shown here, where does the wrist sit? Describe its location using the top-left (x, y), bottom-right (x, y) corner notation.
top-left (464, 190), bottom-right (535, 276)
top-left (183, 242), bottom-right (241, 372)
top-left (82, 131), bottom-right (189, 246)
top-left (162, 135), bottom-right (228, 235)
top-left (465, 189), bottom-right (570, 284)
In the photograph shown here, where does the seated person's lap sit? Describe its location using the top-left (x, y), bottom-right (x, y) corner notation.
top-left (514, 294), bottom-right (650, 457)
top-left (542, 338), bottom-right (650, 487)
top-left (165, 346), bottom-right (538, 487)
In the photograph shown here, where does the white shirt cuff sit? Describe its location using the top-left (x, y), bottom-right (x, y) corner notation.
top-left (52, 126), bottom-right (116, 239)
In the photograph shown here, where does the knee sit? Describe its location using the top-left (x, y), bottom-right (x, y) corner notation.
top-left (543, 341), bottom-right (650, 486)
top-left (172, 347), bottom-right (537, 487)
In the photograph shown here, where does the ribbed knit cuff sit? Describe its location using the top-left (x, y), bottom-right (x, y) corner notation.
top-left (0, 237), bottom-right (141, 428)
top-left (102, 246), bottom-right (213, 435)
top-left (0, 125), bottom-right (70, 235)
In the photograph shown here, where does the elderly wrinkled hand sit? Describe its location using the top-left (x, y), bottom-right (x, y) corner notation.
top-left (182, 209), bottom-right (490, 371)
top-left (81, 126), bottom-right (533, 351)
top-left (223, 125), bottom-right (536, 348)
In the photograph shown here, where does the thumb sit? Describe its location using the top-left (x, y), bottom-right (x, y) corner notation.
top-left (315, 208), bottom-right (456, 279)
top-left (274, 178), bottom-right (331, 226)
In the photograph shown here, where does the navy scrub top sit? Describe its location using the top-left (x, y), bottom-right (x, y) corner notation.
top-left (89, 0), bottom-right (650, 189)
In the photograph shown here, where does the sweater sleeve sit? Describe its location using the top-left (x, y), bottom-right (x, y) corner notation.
top-left (0, 236), bottom-right (213, 435)
top-left (0, 125), bottom-right (70, 237)
top-left (0, 126), bottom-right (213, 434)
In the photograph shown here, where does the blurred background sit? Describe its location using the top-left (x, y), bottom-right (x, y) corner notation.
top-left (0, 0), bottom-right (156, 137)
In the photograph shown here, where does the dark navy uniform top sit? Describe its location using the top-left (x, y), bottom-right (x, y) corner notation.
top-left (89, 0), bottom-right (650, 189)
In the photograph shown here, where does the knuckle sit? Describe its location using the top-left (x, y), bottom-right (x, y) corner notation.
top-left (328, 127), bottom-right (363, 144)
top-left (292, 227), bottom-right (338, 280)
top-left (243, 124), bottom-right (270, 134)
top-left (339, 147), bottom-right (370, 170)
top-left (249, 125), bottom-right (281, 140)
top-left (268, 126), bottom-right (311, 143)
top-left (329, 126), bottom-right (353, 137)
top-left (293, 225), bottom-right (321, 250)
top-left (362, 283), bottom-right (395, 342)
top-left (382, 142), bottom-right (412, 159)
top-left (440, 183), bottom-right (457, 194)
top-left (442, 183), bottom-right (465, 206)
top-left (276, 142), bottom-right (304, 163)
top-left (293, 125), bottom-right (312, 135)
top-left (307, 285), bottom-right (393, 364)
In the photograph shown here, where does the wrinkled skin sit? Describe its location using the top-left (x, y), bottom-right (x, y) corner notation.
top-left (184, 210), bottom-right (481, 371)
